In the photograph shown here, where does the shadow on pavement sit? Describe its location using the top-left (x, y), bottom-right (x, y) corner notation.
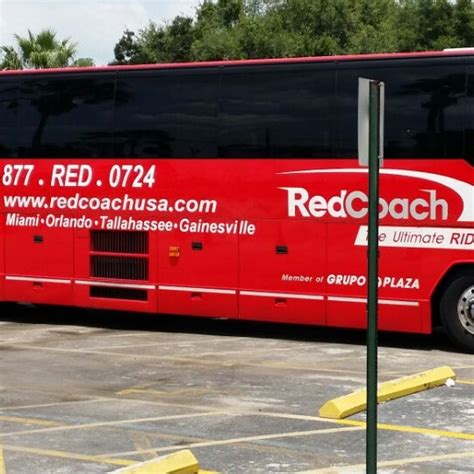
top-left (0, 301), bottom-right (455, 353)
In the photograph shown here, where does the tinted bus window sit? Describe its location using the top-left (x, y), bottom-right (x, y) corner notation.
top-left (18, 74), bottom-right (115, 158)
top-left (219, 65), bottom-right (335, 158)
top-left (0, 78), bottom-right (19, 157)
top-left (114, 70), bottom-right (218, 158)
top-left (336, 59), bottom-right (466, 159)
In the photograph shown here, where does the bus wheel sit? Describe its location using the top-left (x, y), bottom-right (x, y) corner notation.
top-left (440, 274), bottom-right (474, 353)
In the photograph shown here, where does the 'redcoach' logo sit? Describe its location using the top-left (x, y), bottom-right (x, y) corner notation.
top-left (278, 168), bottom-right (474, 223)
top-left (281, 187), bottom-right (447, 221)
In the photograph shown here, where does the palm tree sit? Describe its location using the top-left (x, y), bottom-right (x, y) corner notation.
top-left (0, 45), bottom-right (23, 70)
top-left (0, 29), bottom-right (94, 70)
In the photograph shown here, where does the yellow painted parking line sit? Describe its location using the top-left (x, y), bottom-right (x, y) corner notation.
top-left (0, 444), bottom-right (135, 467)
top-left (238, 409), bottom-right (474, 441)
top-left (333, 418), bottom-right (474, 441)
top-left (0, 398), bottom-right (104, 412)
top-left (0, 447), bottom-right (5, 474)
top-left (102, 426), bottom-right (363, 458)
top-left (457, 379), bottom-right (474, 385)
top-left (299, 450), bottom-right (474, 473)
top-left (0, 415), bottom-right (63, 427)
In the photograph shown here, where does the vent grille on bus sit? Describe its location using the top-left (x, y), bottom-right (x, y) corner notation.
top-left (91, 230), bottom-right (148, 254)
top-left (89, 286), bottom-right (148, 301)
top-left (91, 256), bottom-right (149, 280)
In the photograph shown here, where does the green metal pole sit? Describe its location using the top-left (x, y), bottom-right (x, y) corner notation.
top-left (366, 81), bottom-right (380, 474)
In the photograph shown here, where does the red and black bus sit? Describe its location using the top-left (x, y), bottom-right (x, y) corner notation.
top-left (0, 50), bottom-right (473, 351)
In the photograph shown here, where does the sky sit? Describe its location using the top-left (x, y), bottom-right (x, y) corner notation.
top-left (0, 0), bottom-right (202, 65)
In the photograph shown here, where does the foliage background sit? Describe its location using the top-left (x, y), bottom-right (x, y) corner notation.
top-left (111, 0), bottom-right (474, 65)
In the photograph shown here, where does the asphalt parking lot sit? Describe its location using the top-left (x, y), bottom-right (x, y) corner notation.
top-left (0, 304), bottom-right (473, 473)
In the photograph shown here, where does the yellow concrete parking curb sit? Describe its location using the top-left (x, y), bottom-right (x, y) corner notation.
top-left (319, 366), bottom-right (456, 419)
top-left (0, 447), bottom-right (5, 474)
top-left (109, 449), bottom-right (219, 474)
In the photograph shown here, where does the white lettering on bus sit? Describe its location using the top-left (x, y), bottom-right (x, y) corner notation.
top-left (327, 274), bottom-right (420, 289)
top-left (51, 165), bottom-right (93, 187)
top-left (281, 187), bottom-right (448, 221)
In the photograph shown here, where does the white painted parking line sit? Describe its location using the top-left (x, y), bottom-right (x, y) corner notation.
top-left (84, 337), bottom-right (247, 351)
top-left (0, 411), bottom-right (225, 438)
top-left (103, 426), bottom-right (363, 458)
top-left (300, 450), bottom-right (474, 473)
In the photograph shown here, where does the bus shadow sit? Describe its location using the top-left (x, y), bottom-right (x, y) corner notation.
top-left (0, 302), bottom-right (455, 354)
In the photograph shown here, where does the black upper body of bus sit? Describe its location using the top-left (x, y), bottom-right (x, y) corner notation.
top-left (0, 52), bottom-right (473, 165)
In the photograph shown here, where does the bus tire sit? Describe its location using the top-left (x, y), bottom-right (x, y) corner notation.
top-left (440, 274), bottom-right (474, 353)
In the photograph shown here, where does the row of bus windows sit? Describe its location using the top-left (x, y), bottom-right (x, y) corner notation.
top-left (0, 59), bottom-right (473, 161)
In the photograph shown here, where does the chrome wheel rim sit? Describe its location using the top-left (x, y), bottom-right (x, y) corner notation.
top-left (457, 285), bottom-right (474, 335)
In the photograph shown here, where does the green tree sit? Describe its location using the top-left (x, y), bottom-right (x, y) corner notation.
top-left (111, 0), bottom-right (474, 64)
top-left (452, 0), bottom-right (474, 47)
top-left (113, 29), bottom-right (143, 64)
top-left (0, 29), bottom-right (94, 70)
top-left (396, 0), bottom-right (463, 51)
top-left (346, 0), bottom-right (400, 53)
top-left (166, 16), bottom-right (195, 61)
top-left (0, 46), bottom-right (23, 70)
top-left (71, 57), bottom-right (95, 67)
top-left (112, 17), bottom-right (195, 65)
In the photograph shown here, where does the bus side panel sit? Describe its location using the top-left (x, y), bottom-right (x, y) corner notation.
top-left (326, 223), bottom-right (422, 333)
top-left (157, 223), bottom-right (238, 318)
top-left (419, 301), bottom-right (432, 334)
top-left (327, 299), bottom-right (422, 332)
top-left (4, 223), bottom-right (74, 305)
top-left (158, 289), bottom-right (238, 319)
top-left (0, 215), bottom-right (4, 301)
top-left (239, 220), bottom-right (326, 324)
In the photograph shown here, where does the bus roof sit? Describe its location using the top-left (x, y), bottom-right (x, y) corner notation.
top-left (1, 49), bottom-right (473, 77)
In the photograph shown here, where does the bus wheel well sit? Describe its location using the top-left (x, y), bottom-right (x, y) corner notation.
top-left (431, 263), bottom-right (474, 330)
